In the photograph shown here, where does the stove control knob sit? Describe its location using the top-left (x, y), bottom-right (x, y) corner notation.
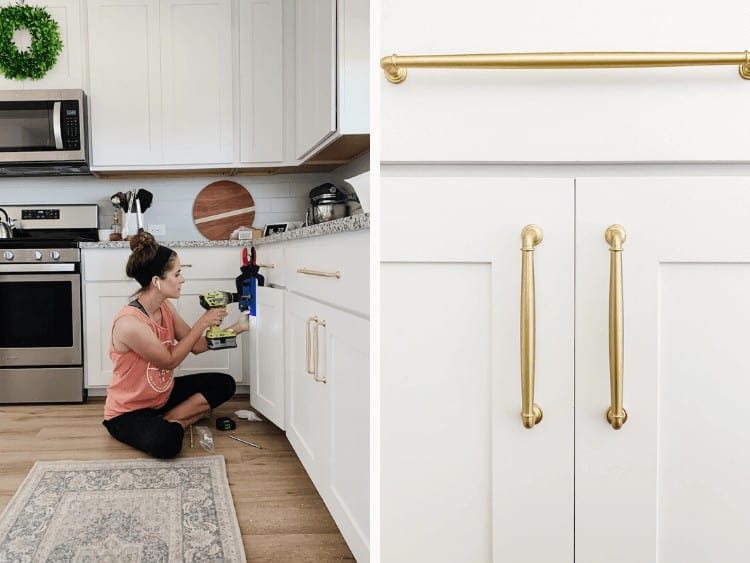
top-left (50, 250), bottom-right (61, 261)
top-left (34, 251), bottom-right (43, 261)
top-left (3, 251), bottom-right (13, 261)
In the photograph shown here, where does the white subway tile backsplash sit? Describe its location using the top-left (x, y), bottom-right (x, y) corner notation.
top-left (0, 153), bottom-right (370, 241)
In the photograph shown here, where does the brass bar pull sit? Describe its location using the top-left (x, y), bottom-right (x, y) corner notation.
top-left (313, 319), bottom-right (327, 383)
top-left (605, 225), bottom-right (628, 430)
top-left (257, 263), bottom-right (275, 269)
top-left (520, 225), bottom-right (543, 429)
top-left (297, 268), bottom-right (341, 279)
top-left (381, 51), bottom-right (750, 83)
top-left (305, 316), bottom-right (317, 375)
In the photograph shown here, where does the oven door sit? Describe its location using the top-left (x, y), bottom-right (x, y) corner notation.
top-left (0, 271), bottom-right (82, 366)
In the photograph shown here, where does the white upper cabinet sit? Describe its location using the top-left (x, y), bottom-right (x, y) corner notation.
top-left (161, 0), bottom-right (233, 165)
top-left (87, 0), bottom-right (162, 166)
top-left (0, 0), bottom-right (85, 90)
top-left (294, 0), bottom-right (336, 159)
top-left (87, 0), bottom-right (232, 168)
top-left (238, 0), bottom-right (284, 164)
top-left (295, 0), bottom-right (369, 161)
top-left (380, 0), bottom-right (750, 163)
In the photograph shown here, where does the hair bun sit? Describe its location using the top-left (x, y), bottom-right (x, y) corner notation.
top-left (129, 231), bottom-right (157, 252)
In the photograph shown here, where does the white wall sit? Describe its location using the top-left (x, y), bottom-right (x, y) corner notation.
top-left (0, 152), bottom-right (369, 241)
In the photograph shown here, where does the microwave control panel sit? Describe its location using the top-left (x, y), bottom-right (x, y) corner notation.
top-left (61, 100), bottom-right (81, 150)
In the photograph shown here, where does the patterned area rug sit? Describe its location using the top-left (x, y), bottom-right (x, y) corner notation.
top-left (0, 456), bottom-right (246, 562)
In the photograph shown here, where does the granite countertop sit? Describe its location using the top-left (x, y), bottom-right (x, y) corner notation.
top-left (80, 214), bottom-right (369, 249)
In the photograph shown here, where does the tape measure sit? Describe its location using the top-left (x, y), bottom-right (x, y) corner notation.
top-left (215, 417), bottom-right (236, 431)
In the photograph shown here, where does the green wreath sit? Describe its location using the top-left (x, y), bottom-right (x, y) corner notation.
top-left (0, 4), bottom-right (63, 80)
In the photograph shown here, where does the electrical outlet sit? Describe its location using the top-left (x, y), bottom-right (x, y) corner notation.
top-left (149, 224), bottom-right (166, 236)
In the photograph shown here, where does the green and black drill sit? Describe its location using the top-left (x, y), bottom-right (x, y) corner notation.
top-left (199, 291), bottom-right (242, 350)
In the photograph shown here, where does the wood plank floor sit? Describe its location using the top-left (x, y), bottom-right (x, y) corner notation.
top-left (0, 395), bottom-right (355, 562)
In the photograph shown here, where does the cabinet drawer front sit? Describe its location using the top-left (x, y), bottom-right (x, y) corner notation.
top-left (178, 248), bottom-right (245, 280)
top-left (284, 231), bottom-right (368, 316)
top-left (254, 244), bottom-right (286, 287)
top-left (83, 247), bottom-right (244, 281)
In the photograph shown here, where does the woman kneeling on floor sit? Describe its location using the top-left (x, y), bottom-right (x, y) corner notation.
top-left (102, 232), bottom-right (247, 458)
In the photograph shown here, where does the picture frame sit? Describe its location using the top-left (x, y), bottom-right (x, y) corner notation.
top-left (263, 222), bottom-right (289, 236)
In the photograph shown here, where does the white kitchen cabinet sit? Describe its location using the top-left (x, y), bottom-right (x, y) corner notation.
top-left (283, 229), bottom-right (369, 562)
top-left (82, 279), bottom-right (140, 389)
top-left (285, 292), bottom-right (369, 562)
top-left (294, 0), bottom-right (368, 160)
top-left (248, 286), bottom-right (285, 428)
top-left (294, 0), bottom-right (335, 159)
top-left (381, 174), bottom-right (750, 562)
top-left (87, 0), bottom-right (232, 168)
top-left (238, 0), bottom-right (284, 165)
top-left (0, 0), bottom-right (85, 90)
top-left (82, 246), bottom-right (247, 389)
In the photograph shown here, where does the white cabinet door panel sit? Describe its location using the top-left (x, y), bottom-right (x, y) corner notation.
top-left (285, 292), bottom-right (330, 487)
top-left (83, 282), bottom-right (132, 388)
top-left (88, 0), bottom-right (162, 166)
top-left (249, 286), bottom-right (285, 428)
top-left (160, 0), bottom-right (232, 164)
top-left (381, 175), bottom-right (575, 562)
top-left (575, 177), bottom-right (750, 563)
top-left (239, 0), bottom-right (284, 164)
top-left (294, 0), bottom-right (336, 158)
top-left (325, 303), bottom-right (369, 562)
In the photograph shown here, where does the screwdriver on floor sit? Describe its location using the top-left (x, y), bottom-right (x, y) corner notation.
top-left (228, 434), bottom-right (262, 449)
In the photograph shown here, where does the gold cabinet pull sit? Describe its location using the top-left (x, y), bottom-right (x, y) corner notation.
top-left (313, 319), bottom-right (327, 383)
top-left (520, 225), bottom-right (544, 428)
top-left (605, 225), bottom-right (628, 430)
top-left (257, 263), bottom-right (275, 269)
top-left (297, 268), bottom-right (341, 279)
top-left (305, 316), bottom-right (317, 375)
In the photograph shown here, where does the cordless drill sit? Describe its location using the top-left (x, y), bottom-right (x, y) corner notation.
top-left (199, 291), bottom-right (243, 350)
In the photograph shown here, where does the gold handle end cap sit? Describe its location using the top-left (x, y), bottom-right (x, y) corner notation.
top-left (521, 404), bottom-right (543, 429)
top-left (606, 407), bottom-right (628, 430)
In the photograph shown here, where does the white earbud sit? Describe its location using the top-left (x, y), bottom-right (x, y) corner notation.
top-left (156, 280), bottom-right (161, 290)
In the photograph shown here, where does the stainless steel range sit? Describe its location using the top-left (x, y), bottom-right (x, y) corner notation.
top-left (0, 204), bottom-right (97, 403)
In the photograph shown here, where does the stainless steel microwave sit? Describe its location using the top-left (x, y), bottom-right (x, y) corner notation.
top-left (0, 89), bottom-right (90, 176)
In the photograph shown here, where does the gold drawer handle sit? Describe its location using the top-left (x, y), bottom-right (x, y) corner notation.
top-left (520, 225), bottom-right (543, 429)
top-left (297, 268), bottom-right (341, 279)
top-left (313, 319), bottom-right (327, 383)
top-left (305, 316), bottom-right (317, 375)
top-left (605, 225), bottom-right (628, 430)
top-left (257, 263), bottom-right (275, 269)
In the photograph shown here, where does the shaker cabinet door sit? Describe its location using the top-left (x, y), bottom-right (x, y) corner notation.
top-left (575, 177), bottom-right (750, 563)
top-left (380, 175), bottom-right (575, 562)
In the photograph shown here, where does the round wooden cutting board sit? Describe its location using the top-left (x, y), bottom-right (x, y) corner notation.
top-left (192, 181), bottom-right (255, 240)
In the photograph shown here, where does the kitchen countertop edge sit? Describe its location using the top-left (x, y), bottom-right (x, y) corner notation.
top-left (80, 214), bottom-right (369, 249)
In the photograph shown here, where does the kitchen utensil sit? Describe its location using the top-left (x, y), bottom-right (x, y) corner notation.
top-left (308, 202), bottom-right (350, 225)
top-left (135, 199), bottom-right (144, 233)
top-left (0, 207), bottom-right (13, 239)
top-left (192, 180), bottom-right (255, 240)
top-left (136, 189), bottom-right (153, 213)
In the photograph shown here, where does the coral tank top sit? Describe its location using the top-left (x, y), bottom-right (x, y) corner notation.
top-left (104, 302), bottom-right (177, 419)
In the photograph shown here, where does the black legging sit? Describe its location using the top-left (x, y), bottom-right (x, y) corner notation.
top-left (102, 372), bottom-right (236, 458)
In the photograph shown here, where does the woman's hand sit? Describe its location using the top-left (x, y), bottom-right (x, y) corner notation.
top-left (197, 307), bottom-right (228, 331)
